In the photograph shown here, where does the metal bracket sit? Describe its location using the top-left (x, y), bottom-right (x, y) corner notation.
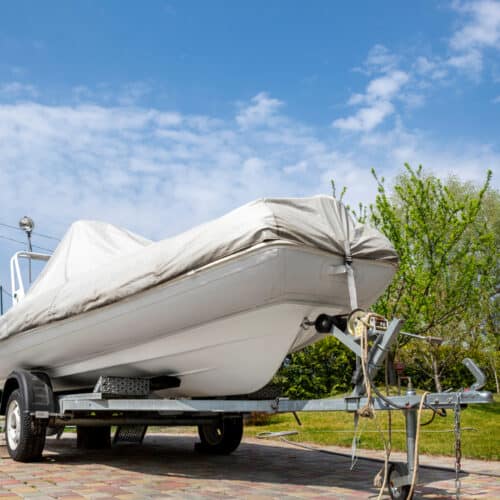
top-left (352, 319), bottom-right (403, 397)
top-left (93, 376), bottom-right (150, 397)
top-left (113, 425), bottom-right (148, 444)
top-left (330, 326), bottom-right (362, 357)
top-left (462, 358), bottom-right (486, 391)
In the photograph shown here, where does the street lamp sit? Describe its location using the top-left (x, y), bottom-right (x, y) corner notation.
top-left (19, 216), bottom-right (35, 283)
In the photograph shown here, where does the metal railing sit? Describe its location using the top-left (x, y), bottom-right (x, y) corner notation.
top-left (10, 251), bottom-right (51, 307)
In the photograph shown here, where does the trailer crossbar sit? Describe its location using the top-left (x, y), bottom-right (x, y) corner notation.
top-left (57, 390), bottom-right (492, 415)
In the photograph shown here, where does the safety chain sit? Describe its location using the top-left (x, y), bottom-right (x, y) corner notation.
top-left (454, 392), bottom-right (462, 500)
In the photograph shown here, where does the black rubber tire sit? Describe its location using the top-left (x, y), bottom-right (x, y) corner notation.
top-left (388, 462), bottom-right (412, 500)
top-left (196, 416), bottom-right (243, 455)
top-left (4, 389), bottom-right (47, 462)
top-left (76, 426), bottom-right (111, 449)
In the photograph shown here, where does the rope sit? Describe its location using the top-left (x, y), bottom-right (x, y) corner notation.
top-left (373, 362), bottom-right (394, 498)
top-left (350, 314), bottom-right (374, 470)
top-left (407, 391), bottom-right (430, 499)
top-left (372, 411), bottom-right (391, 500)
top-left (276, 427), bottom-right (476, 434)
top-left (256, 431), bottom-right (299, 439)
top-left (256, 430), bottom-right (497, 476)
top-left (350, 413), bottom-right (368, 470)
top-left (356, 315), bottom-right (375, 418)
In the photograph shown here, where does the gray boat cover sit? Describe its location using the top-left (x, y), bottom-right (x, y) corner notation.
top-left (0, 195), bottom-right (397, 339)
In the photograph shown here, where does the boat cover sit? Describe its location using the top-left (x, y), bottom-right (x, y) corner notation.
top-left (0, 195), bottom-right (398, 339)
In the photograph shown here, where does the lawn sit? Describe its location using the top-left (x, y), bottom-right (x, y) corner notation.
top-left (244, 394), bottom-right (500, 461)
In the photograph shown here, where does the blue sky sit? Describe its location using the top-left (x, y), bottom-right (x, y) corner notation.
top-left (0, 0), bottom-right (499, 302)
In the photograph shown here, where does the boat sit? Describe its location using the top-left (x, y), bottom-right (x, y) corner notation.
top-left (0, 195), bottom-right (398, 397)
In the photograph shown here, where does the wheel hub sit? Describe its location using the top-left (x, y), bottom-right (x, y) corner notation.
top-left (201, 423), bottom-right (224, 445)
top-left (6, 400), bottom-right (21, 451)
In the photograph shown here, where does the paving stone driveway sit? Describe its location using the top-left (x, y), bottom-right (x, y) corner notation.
top-left (0, 432), bottom-right (498, 499)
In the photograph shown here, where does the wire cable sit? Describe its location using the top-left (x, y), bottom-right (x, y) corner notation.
top-left (0, 233), bottom-right (54, 253)
top-left (0, 222), bottom-right (60, 241)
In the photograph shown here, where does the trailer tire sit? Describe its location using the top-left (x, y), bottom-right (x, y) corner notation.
top-left (196, 416), bottom-right (243, 455)
top-left (388, 462), bottom-right (412, 500)
top-left (76, 426), bottom-right (111, 450)
top-left (5, 389), bottom-right (47, 462)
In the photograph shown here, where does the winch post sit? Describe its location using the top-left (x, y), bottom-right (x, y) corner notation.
top-left (405, 388), bottom-right (418, 484)
top-left (389, 386), bottom-right (418, 493)
top-left (350, 318), bottom-right (403, 397)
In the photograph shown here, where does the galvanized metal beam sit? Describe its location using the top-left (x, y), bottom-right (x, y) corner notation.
top-left (57, 390), bottom-right (492, 415)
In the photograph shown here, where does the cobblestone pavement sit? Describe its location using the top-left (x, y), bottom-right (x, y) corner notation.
top-left (0, 432), bottom-right (498, 499)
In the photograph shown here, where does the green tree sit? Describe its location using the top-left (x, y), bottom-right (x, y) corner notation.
top-left (369, 165), bottom-right (497, 391)
top-left (275, 336), bottom-right (356, 399)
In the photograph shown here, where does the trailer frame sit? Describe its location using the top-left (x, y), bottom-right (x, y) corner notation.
top-left (1, 317), bottom-right (494, 500)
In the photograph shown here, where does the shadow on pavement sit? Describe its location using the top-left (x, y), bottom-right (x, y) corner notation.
top-left (33, 433), bottom-right (468, 497)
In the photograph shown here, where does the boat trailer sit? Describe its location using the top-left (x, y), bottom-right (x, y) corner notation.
top-left (1, 317), bottom-right (493, 499)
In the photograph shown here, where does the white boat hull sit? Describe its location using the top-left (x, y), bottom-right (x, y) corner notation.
top-left (0, 243), bottom-right (395, 396)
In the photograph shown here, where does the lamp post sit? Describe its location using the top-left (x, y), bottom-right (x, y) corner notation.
top-left (19, 216), bottom-right (35, 283)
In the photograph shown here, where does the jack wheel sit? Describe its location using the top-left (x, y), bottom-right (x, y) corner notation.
top-left (196, 416), bottom-right (243, 455)
top-left (5, 389), bottom-right (47, 462)
top-left (388, 462), bottom-right (412, 499)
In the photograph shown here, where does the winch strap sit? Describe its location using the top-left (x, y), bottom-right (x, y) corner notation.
top-left (346, 263), bottom-right (358, 311)
top-left (343, 240), bottom-right (358, 311)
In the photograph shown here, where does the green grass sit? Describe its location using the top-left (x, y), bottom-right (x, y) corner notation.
top-left (244, 394), bottom-right (500, 460)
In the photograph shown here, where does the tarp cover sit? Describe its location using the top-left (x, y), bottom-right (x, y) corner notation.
top-left (0, 195), bottom-right (398, 339)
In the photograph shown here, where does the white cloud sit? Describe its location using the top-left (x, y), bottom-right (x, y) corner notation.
top-left (450, 0), bottom-right (500, 51)
top-left (414, 56), bottom-right (449, 80)
top-left (117, 81), bottom-right (152, 106)
top-left (447, 47), bottom-right (483, 74)
top-left (71, 81), bottom-right (155, 106)
top-left (447, 0), bottom-right (500, 78)
top-left (0, 90), bottom-right (497, 291)
top-left (365, 71), bottom-right (410, 100)
top-left (236, 92), bottom-right (283, 128)
top-left (0, 97), bottom-right (321, 246)
top-left (283, 160), bottom-right (308, 174)
top-left (333, 70), bottom-right (409, 132)
top-left (0, 82), bottom-right (38, 99)
top-left (354, 44), bottom-right (400, 75)
top-left (334, 2), bottom-right (500, 133)
top-left (333, 101), bottom-right (394, 132)
top-left (493, 95), bottom-right (500, 102)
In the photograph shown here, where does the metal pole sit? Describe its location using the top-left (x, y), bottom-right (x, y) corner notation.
top-left (19, 216), bottom-right (35, 284)
top-left (0, 285), bottom-right (3, 315)
top-left (405, 387), bottom-right (418, 481)
top-left (27, 232), bottom-right (32, 283)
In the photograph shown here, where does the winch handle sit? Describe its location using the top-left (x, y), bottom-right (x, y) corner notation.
top-left (462, 358), bottom-right (486, 391)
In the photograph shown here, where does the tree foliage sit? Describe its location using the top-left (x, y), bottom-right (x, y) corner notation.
top-left (275, 336), bottom-right (355, 399)
top-left (369, 165), bottom-right (497, 391)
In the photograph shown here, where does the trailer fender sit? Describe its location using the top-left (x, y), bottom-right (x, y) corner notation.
top-left (0, 370), bottom-right (56, 416)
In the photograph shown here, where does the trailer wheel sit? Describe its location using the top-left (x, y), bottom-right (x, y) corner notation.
top-left (76, 426), bottom-right (111, 449)
top-left (196, 416), bottom-right (243, 455)
top-left (388, 462), bottom-right (412, 500)
top-left (5, 389), bottom-right (47, 462)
